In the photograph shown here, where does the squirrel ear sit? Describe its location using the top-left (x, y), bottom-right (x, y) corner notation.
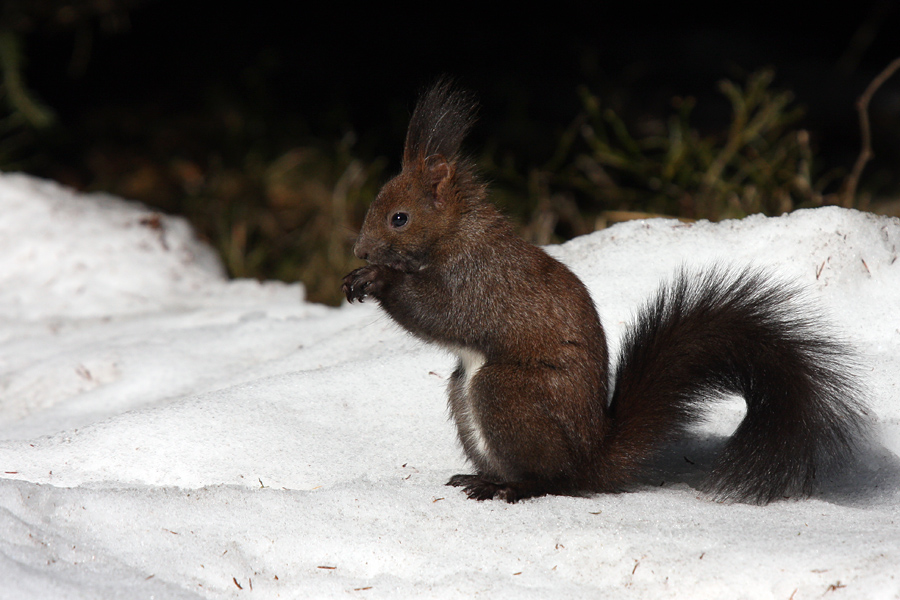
top-left (425, 154), bottom-right (453, 205)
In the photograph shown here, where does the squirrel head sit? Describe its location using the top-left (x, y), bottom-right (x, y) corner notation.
top-left (353, 79), bottom-right (485, 272)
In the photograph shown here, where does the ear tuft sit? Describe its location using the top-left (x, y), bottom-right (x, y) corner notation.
top-left (402, 78), bottom-right (477, 169)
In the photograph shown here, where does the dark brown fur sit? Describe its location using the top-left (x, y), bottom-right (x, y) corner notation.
top-left (342, 80), bottom-right (867, 504)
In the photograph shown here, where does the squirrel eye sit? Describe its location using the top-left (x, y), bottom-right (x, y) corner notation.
top-left (390, 212), bottom-right (409, 228)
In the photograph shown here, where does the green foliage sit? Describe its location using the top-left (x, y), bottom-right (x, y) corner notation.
top-left (0, 29), bottom-right (55, 129)
top-left (0, 95), bottom-right (33, 169)
top-left (182, 135), bottom-right (386, 306)
top-left (548, 69), bottom-right (834, 222)
top-left (0, 29), bottom-right (51, 169)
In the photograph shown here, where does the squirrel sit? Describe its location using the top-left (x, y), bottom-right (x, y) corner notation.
top-left (341, 79), bottom-right (868, 504)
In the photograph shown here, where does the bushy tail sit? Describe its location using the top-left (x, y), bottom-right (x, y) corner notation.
top-left (605, 267), bottom-right (867, 504)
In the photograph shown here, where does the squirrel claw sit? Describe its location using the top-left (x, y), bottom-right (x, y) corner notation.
top-left (446, 473), bottom-right (479, 487)
top-left (341, 280), bottom-right (365, 303)
top-left (447, 474), bottom-right (525, 503)
top-left (341, 267), bottom-right (375, 303)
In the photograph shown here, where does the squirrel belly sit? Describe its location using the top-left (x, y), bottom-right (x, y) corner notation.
top-left (447, 346), bottom-right (491, 467)
top-left (341, 79), bottom-right (868, 504)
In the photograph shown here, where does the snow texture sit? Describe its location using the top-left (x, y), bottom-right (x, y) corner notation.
top-left (1, 171), bottom-right (899, 599)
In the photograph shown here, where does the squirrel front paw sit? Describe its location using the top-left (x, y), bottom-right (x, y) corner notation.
top-left (341, 265), bottom-right (385, 303)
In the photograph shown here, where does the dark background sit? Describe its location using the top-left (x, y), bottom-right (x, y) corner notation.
top-left (13, 1), bottom-right (900, 183)
top-left (3, 1), bottom-right (900, 301)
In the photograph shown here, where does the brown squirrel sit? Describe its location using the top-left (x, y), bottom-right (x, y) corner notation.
top-left (341, 80), bottom-right (867, 504)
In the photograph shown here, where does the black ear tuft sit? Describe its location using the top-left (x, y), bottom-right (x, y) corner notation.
top-left (403, 77), bottom-right (478, 168)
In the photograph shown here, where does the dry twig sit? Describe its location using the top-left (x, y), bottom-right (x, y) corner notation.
top-left (839, 57), bottom-right (900, 208)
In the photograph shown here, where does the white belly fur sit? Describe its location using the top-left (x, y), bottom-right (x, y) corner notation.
top-left (454, 347), bottom-right (491, 463)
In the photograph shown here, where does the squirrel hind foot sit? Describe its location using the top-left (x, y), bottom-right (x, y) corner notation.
top-left (446, 474), bottom-right (553, 503)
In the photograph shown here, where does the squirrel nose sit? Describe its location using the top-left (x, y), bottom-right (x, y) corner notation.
top-left (353, 237), bottom-right (370, 261)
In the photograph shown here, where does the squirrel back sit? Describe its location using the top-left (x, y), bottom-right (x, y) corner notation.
top-left (342, 80), bottom-right (868, 504)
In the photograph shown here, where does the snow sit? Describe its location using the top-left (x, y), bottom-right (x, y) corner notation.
top-left (1, 171), bottom-right (899, 599)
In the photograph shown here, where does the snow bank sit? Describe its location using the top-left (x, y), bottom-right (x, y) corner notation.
top-left (1, 172), bottom-right (898, 599)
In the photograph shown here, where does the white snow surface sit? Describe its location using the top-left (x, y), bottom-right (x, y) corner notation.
top-left (1, 171), bottom-right (899, 599)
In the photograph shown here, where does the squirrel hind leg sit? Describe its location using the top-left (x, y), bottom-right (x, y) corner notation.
top-left (446, 473), bottom-right (557, 503)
